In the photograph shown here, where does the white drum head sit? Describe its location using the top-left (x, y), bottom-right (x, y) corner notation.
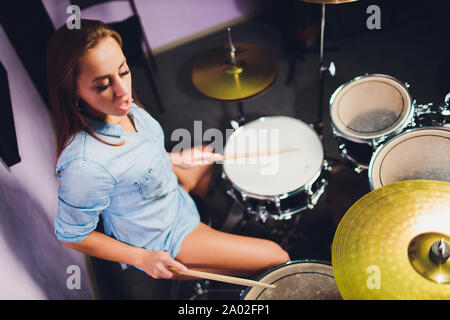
top-left (242, 261), bottom-right (341, 300)
top-left (369, 127), bottom-right (450, 189)
top-left (223, 117), bottom-right (324, 196)
top-left (330, 74), bottom-right (412, 140)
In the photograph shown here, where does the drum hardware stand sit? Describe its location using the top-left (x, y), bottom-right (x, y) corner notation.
top-left (185, 279), bottom-right (243, 300)
top-left (316, 3), bottom-right (336, 138)
top-left (169, 278), bottom-right (211, 300)
top-left (336, 144), bottom-right (367, 173)
top-left (236, 101), bottom-right (246, 125)
top-left (227, 29), bottom-right (247, 126)
top-left (228, 102), bottom-right (246, 129)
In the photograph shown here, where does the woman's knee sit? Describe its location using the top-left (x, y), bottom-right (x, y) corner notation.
top-left (257, 239), bottom-right (290, 268)
top-left (270, 241), bottom-right (290, 265)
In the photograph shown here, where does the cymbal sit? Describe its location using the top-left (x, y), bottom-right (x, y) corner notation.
top-left (300, 0), bottom-right (358, 4)
top-left (192, 42), bottom-right (278, 101)
top-left (332, 180), bottom-right (450, 299)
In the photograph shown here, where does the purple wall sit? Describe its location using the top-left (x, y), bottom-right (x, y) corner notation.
top-left (0, 25), bottom-right (91, 299)
top-left (43, 0), bottom-right (265, 51)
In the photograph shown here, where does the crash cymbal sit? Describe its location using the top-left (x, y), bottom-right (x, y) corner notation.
top-left (192, 42), bottom-right (278, 101)
top-left (300, 0), bottom-right (358, 4)
top-left (332, 180), bottom-right (450, 299)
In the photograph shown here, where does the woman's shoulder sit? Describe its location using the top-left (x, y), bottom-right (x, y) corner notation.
top-left (56, 132), bottom-right (86, 167)
top-left (56, 131), bottom-right (113, 178)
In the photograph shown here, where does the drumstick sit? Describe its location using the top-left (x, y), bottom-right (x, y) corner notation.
top-left (217, 147), bottom-right (300, 162)
top-left (168, 267), bottom-right (276, 289)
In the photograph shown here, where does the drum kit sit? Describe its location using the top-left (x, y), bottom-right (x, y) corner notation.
top-left (190, 0), bottom-right (449, 300)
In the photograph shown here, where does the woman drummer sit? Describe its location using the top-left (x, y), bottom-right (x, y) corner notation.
top-left (47, 19), bottom-right (289, 280)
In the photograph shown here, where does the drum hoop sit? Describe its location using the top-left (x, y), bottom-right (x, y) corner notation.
top-left (223, 116), bottom-right (324, 197)
top-left (329, 74), bottom-right (414, 141)
top-left (368, 126), bottom-right (450, 190)
top-left (240, 259), bottom-right (333, 300)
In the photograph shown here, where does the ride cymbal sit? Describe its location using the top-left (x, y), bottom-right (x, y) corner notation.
top-left (192, 42), bottom-right (278, 101)
top-left (332, 180), bottom-right (450, 299)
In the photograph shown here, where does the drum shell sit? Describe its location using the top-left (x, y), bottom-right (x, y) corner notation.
top-left (241, 260), bottom-right (341, 300)
top-left (222, 163), bottom-right (329, 220)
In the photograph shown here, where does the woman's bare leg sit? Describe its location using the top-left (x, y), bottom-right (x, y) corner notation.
top-left (171, 145), bottom-right (214, 199)
top-left (172, 164), bottom-right (213, 199)
top-left (175, 223), bottom-right (290, 278)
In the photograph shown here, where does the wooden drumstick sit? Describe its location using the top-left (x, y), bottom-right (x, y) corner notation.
top-left (168, 267), bottom-right (276, 289)
top-left (216, 147), bottom-right (300, 162)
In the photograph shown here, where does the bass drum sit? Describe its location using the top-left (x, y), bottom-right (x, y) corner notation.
top-left (369, 127), bottom-right (450, 189)
top-left (241, 260), bottom-right (342, 300)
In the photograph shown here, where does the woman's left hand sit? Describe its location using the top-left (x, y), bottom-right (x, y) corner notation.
top-left (169, 146), bottom-right (221, 169)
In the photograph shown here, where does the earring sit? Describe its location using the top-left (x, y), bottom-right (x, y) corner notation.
top-left (75, 100), bottom-right (82, 112)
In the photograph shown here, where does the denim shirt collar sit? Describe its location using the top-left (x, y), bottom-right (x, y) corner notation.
top-left (83, 102), bottom-right (138, 138)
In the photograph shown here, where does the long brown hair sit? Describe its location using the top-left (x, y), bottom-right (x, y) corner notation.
top-left (46, 19), bottom-right (133, 160)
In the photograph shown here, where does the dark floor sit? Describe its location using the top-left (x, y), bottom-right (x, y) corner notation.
top-left (87, 2), bottom-right (450, 300)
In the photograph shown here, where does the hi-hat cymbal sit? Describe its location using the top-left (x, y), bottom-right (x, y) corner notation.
top-left (300, 0), bottom-right (358, 4)
top-left (332, 180), bottom-right (450, 299)
top-left (192, 42), bottom-right (278, 101)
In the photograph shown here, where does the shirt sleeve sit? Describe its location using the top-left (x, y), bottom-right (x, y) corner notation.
top-left (54, 159), bottom-right (116, 243)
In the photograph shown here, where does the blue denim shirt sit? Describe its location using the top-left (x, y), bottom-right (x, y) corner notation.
top-left (54, 102), bottom-right (200, 264)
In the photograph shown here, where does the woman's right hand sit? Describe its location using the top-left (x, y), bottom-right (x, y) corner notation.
top-left (137, 250), bottom-right (188, 279)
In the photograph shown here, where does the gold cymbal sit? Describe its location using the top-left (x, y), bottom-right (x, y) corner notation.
top-left (332, 180), bottom-right (450, 299)
top-left (192, 42), bottom-right (278, 101)
top-left (300, 0), bottom-right (358, 4)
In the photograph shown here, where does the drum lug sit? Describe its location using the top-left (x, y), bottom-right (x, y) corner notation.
top-left (323, 159), bottom-right (333, 172)
top-left (404, 82), bottom-right (410, 89)
top-left (308, 180), bottom-right (328, 209)
top-left (372, 136), bottom-right (387, 148)
top-left (257, 205), bottom-right (269, 223)
top-left (274, 197), bottom-right (282, 214)
top-left (275, 197), bottom-right (281, 207)
top-left (439, 104), bottom-right (450, 116)
top-left (331, 126), bottom-right (339, 136)
top-left (445, 92), bottom-right (450, 105)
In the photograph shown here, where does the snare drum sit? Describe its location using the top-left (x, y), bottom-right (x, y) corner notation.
top-left (330, 74), bottom-right (414, 169)
top-left (369, 127), bottom-right (450, 189)
top-left (241, 260), bottom-right (341, 300)
top-left (222, 116), bottom-right (328, 221)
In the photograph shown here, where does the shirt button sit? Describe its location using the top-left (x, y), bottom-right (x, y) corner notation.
top-left (148, 168), bottom-right (152, 174)
top-left (152, 137), bottom-right (157, 142)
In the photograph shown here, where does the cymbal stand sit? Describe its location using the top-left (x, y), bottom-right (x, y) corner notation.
top-left (316, 3), bottom-right (336, 137)
top-left (228, 28), bottom-right (246, 125)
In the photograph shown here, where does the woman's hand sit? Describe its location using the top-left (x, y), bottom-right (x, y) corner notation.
top-left (169, 146), bottom-right (222, 169)
top-left (137, 250), bottom-right (188, 279)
